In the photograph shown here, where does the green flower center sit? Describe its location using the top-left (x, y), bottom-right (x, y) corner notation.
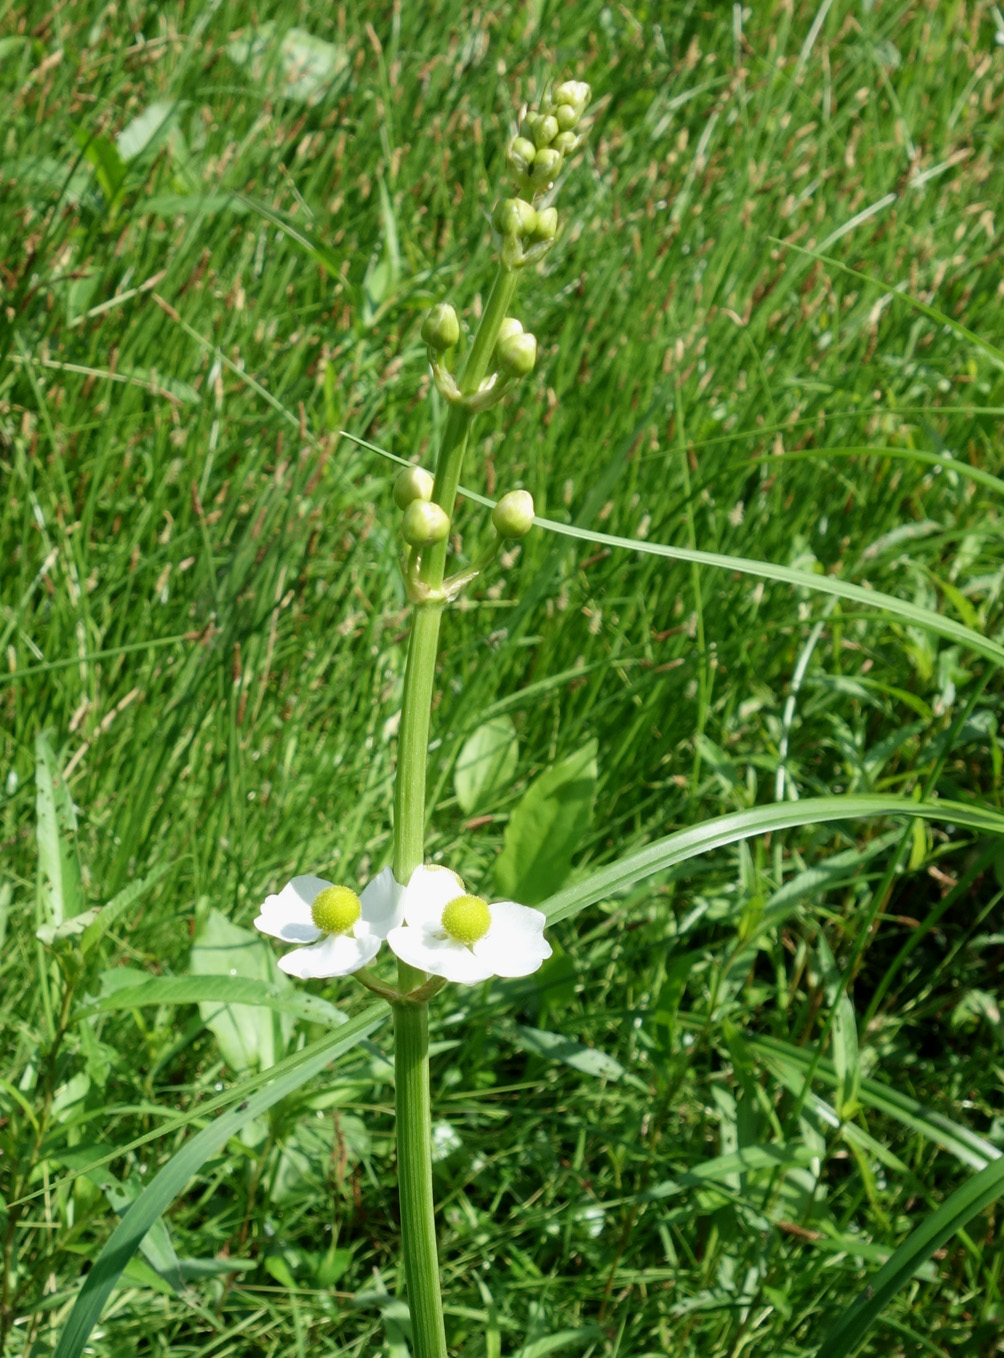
top-left (441, 894), bottom-right (492, 946)
top-left (311, 886), bottom-right (361, 936)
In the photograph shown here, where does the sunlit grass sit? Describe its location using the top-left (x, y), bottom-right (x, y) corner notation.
top-left (2, 0), bottom-right (1003, 1354)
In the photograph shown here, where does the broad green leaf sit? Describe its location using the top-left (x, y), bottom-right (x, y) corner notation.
top-left (638, 1144), bottom-right (816, 1204)
top-left (75, 973), bottom-right (346, 1032)
top-left (515, 1329), bottom-right (605, 1358)
top-left (454, 716), bottom-right (519, 814)
top-left (494, 740), bottom-right (597, 906)
top-left (814, 1154), bottom-right (1004, 1358)
top-left (540, 794), bottom-right (1004, 925)
top-left (116, 99), bottom-right (185, 162)
top-left (74, 129), bottom-right (127, 209)
top-left (35, 732), bottom-right (83, 930)
top-left (515, 1025), bottom-right (636, 1085)
top-left (52, 1006), bottom-right (385, 1358)
top-left (227, 23), bottom-right (348, 104)
top-left (80, 863), bottom-right (173, 956)
top-left (189, 909), bottom-right (294, 1071)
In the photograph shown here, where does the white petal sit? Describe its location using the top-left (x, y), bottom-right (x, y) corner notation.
top-left (403, 865), bottom-right (467, 929)
top-left (387, 924), bottom-right (493, 984)
top-left (278, 931), bottom-right (381, 979)
top-left (359, 866), bottom-right (406, 937)
top-left (254, 874), bottom-right (331, 943)
top-left (473, 901), bottom-right (551, 977)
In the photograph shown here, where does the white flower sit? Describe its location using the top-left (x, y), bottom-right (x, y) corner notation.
top-left (254, 866), bottom-right (404, 979)
top-left (387, 865), bottom-right (551, 984)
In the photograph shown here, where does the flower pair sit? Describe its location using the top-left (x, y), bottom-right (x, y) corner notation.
top-left (254, 864), bottom-right (550, 986)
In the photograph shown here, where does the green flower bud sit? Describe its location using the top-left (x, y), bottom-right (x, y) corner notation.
top-left (533, 114), bottom-right (559, 149)
top-left (553, 130), bottom-right (578, 155)
top-left (530, 148), bottom-right (562, 183)
top-left (402, 500), bottom-right (450, 547)
top-left (421, 302), bottom-right (460, 352)
top-left (492, 489), bottom-right (535, 539)
top-left (497, 330), bottom-right (537, 379)
top-left (532, 207), bottom-right (558, 242)
top-left (555, 103), bottom-right (578, 132)
top-left (509, 135), bottom-right (536, 171)
top-left (493, 197), bottom-right (537, 238)
top-left (519, 117), bottom-right (537, 142)
top-left (552, 80), bottom-right (591, 116)
top-left (394, 465), bottom-right (435, 510)
top-left (496, 316), bottom-right (524, 345)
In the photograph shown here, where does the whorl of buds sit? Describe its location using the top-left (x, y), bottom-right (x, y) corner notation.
top-left (492, 490), bottom-right (535, 539)
top-left (550, 81), bottom-right (591, 121)
top-left (421, 302), bottom-right (460, 352)
top-left (497, 329), bottom-right (537, 378)
top-left (493, 197), bottom-right (537, 239)
top-left (394, 465), bottom-right (435, 511)
top-left (401, 500), bottom-right (450, 547)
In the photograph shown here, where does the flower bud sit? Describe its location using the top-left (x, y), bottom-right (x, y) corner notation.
top-left (497, 330), bottom-right (537, 378)
top-left (555, 103), bottom-right (579, 132)
top-left (530, 148), bottom-right (562, 184)
top-left (552, 80), bottom-right (591, 116)
top-left (496, 316), bottom-right (524, 345)
top-left (553, 130), bottom-right (578, 155)
top-left (394, 465), bottom-right (435, 510)
top-left (401, 500), bottom-right (450, 547)
top-left (492, 489), bottom-right (535, 539)
top-left (533, 114), bottom-right (559, 149)
top-left (508, 136), bottom-right (536, 176)
top-left (493, 197), bottom-right (537, 238)
top-left (421, 302), bottom-right (460, 352)
top-left (532, 207), bottom-right (558, 242)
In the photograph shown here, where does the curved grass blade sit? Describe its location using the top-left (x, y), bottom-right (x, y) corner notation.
top-left (74, 973), bottom-right (347, 1032)
top-left (540, 794), bottom-right (1004, 925)
top-left (814, 1154), bottom-right (1004, 1358)
top-left (53, 1003), bottom-right (386, 1358)
top-left (338, 431), bottom-right (1004, 667)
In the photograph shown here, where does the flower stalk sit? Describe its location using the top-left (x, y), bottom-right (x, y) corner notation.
top-left (388, 78), bottom-right (590, 1358)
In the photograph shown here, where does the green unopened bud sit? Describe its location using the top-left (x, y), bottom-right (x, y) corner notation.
top-left (394, 465), bottom-right (435, 510)
top-left (402, 500), bottom-right (450, 547)
top-left (492, 489), bottom-right (535, 539)
top-left (519, 117), bottom-right (537, 142)
top-left (497, 330), bottom-right (537, 378)
top-left (421, 302), bottom-right (460, 351)
top-left (553, 130), bottom-right (578, 155)
top-left (533, 114), bottom-right (559, 149)
top-left (496, 316), bottom-right (524, 345)
top-left (493, 197), bottom-right (537, 238)
top-left (555, 103), bottom-right (579, 132)
top-left (532, 207), bottom-right (558, 242)
top-left (530, 148), bottom-right (562, 184)
top-left (552, 80), bottom-right (591, 116)
top-left (508, 136), bottom-right (536, 177)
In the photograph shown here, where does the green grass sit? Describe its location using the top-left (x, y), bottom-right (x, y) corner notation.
top-left (2, 0), bottom-right (1003, 1354)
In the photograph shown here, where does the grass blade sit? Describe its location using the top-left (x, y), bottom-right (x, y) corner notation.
top-left (814, 1155), bottom-right (1004, 1357)
top-left (52, 1003), bottom-right (386, 1358)
top-left (541, 795), bottom-right (1004, 925)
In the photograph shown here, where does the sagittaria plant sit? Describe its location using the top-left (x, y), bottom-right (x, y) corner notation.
top-left (253, 78), bottom-right (593, 1358)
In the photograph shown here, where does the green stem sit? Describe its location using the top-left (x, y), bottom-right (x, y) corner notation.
top-left (389, 260), bottom-right (520, 1357)
top-left (393, 1000), bottom-right (445, 1358)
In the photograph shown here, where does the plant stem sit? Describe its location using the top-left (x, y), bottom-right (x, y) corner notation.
top-left (393, 1000), bottom-right (445, 1358)
top-left (389, 261), bottom-right (519, 1358)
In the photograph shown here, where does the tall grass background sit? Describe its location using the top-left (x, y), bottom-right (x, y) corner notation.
top-left (2, 1), bottom-right (1003, 1354)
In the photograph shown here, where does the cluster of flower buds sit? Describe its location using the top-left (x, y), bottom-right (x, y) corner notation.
top-left (506, 80), bottom-right (591, 200)
top-left (395, 465), bottom-right (450, 549)
top-left (420, 300), bottom-right (539, 410)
